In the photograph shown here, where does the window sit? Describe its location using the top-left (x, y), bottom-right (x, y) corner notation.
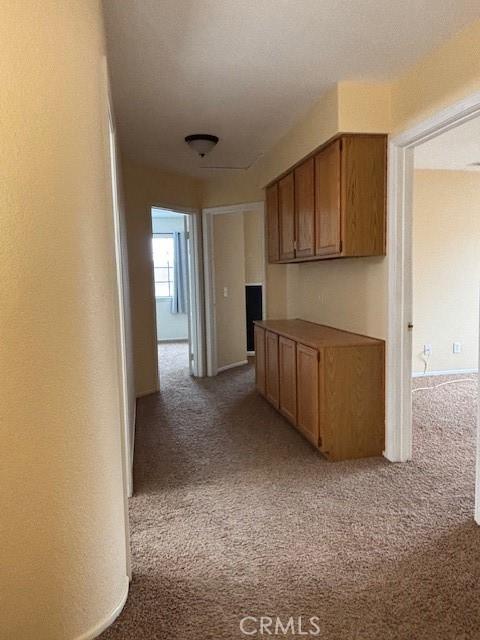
top-left (152, 233), bottom-right (174, 298)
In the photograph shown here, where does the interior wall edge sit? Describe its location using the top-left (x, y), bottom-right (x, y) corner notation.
top-left (74, 577), bottom-right (129, 640)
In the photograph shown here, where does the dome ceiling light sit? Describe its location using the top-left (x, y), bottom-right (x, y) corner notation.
top-left (185, 134), bottom-right (219, 158)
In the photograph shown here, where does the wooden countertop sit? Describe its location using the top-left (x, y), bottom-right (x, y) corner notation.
top-left (253, 319), bottom-right (384, 349)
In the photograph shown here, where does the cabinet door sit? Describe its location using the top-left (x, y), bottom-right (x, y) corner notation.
top-left (278, 172), bottom-right (295, 261)
top-left (279, 336), bottom-right (296, 424)
top-left (294, 158), bottom-right (315, 258)
top-left (315, 139), bottom-right (341, 256)
top-left (340, 134), bottom-right (386, 256)
top-left (265, 331), bottom-right (279, 408)
top-left (296, 343), bottom-right (319, 446)
top-left (266, 183), bottom-right (280, 262)
top-left (254, 325), bottom-right (266, 395)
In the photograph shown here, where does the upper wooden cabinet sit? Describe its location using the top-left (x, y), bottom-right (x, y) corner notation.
top-left (265, 183), bottom-right (280, 262)
top-left (315, 138), bottom-right (341, 256)
top-left (294, 158), bottom-right (315, 258)
top-left (340, 134), bottom-right (386, 257)
top-left (278, 172), bottom-right (295, 261)
top-left (265, 133), bottom-right (387, 263)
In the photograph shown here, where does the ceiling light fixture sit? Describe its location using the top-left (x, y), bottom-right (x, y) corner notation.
top-left (185, 134), bottom-right (219, 158)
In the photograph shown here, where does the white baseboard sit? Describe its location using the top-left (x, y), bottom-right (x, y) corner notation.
top-left (75, 576), bottom-right (129, 640)
top-left (247, 350), bottom-right (255, 356)
top-left (383, 447), bottom-right (411, 463)
top-left (136, 387), bottom-right (159, 398)
top-left (412, 368), bottom-right (478, 378)
top-left (217, 359), bottom-right (248, 373)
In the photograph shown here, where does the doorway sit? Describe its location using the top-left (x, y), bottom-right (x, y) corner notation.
top-left (151, 206), bottom-right (205, 382)
top-left (202, 202), bottom-right (266, 376)
top-left (387, 91), bottom-right (480, 522)
top-left (410, 123), bottom-right (480, 489)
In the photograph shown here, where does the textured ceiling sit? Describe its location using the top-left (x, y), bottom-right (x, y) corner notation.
top-left (103, 0), bottom-right (480, 177)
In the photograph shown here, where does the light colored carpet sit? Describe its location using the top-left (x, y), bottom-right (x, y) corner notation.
top-left (101, 359), bottom-right (480, 639)
top-left (157, 341), bottom-right (189, 380)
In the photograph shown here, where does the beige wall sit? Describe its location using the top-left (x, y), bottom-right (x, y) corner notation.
top-left (121, 159), bottom-right (201, 395)
top-left (243, 210), bottom-right (264, 283)
top-left (337, 81), bottom-right (392, 132)
top-left (413, 170), bottom-right (480, 374)
top-left (0, 2), bottom-right (129, 638)
top-left (214, 208), bottom-right (284, 369)
top-left (391, 20), bottom-right (480, 132)
top-left (287, 257), bottom-right (387, 338)
top-left (214, 214), bottom-right (247, 369)
top-left (266, 263), bottom-right (289, 319)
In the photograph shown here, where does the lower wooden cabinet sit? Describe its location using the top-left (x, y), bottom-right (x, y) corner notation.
top-left (254, 319), bottom-right (385, 461)
top-left (296, 343), bottom-right (319, 446)
top-left (254, 325), bottom-right (266, 396)
top-left (265, 330), bottom-right (279, 408)
top-left (279, 336), bottom-right (296, 424)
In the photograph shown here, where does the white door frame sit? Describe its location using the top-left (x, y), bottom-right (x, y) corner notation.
top-left (202, 201), bottom-right (265, 376)
top-left (246, 282), bottom-right (266, 356)
top-left (107, 113), bottom-right (133, 498)
top-left (103, 57), bottom-right (132, 580)
top-left (386, 90), bottom-right (480, 522)
top-left (187, 211), bottom-right (206, 377)
top-left (151, 204), bottom-right (206, 378)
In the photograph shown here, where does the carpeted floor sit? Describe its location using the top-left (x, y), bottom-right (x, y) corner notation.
top-left (157, 340), bottom-right (189, 381)
top-left (101, 350), bottom-right (480, 640)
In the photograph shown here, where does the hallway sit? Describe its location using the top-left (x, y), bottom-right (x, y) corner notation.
top-left (101, 366), bottom-right (480, 639)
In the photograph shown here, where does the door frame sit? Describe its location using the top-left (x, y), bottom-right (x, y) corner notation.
top-left (150, 205), bottom-right (206, 378)
top-left (103, 57), bottom-right (132, 580)
top-left (386, 89), bottom-right (480, 522)
top-left (245, 282), bottom-right (266, 356)
top-left (202, 201), bottom-right (265, 376)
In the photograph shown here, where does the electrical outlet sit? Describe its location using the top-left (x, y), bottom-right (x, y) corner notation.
top-left (223, 287), bottom-right (228, 298)
top-left (423, 344), bottom-right (432, 356)
top-left (453, 342), bottom-right (462, 354)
